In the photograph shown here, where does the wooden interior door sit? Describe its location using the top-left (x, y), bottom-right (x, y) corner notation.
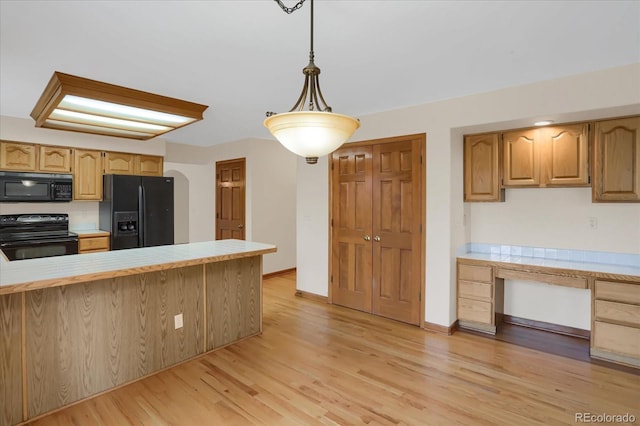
top-left (330, 135), bottom-right (424, 326)
top-left (330, 146), bottom-right (373, 313)
top-left (371, 139), bottom-right (422, 325)
top-left (216, 158), bottom-right (246, 240)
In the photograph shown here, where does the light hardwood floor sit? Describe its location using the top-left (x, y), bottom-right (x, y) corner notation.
top-left (29, 272), bottom-right (639, 425)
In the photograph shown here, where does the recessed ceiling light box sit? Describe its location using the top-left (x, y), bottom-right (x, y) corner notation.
top-left (30, 71), bottom-right (208, 140)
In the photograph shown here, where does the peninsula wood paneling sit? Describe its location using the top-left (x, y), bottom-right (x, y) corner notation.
top-left (206, 256), bottom-right (261, 350)
top-left (25, 266), bottom-right (203, 418)
top-left (0, 293), bottom-right (22, 426)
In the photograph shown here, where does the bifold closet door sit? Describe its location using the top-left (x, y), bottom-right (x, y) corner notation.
top-left (371, 140), bottom-right (422, 325)
top-left (331, 136), bottom-right (422, 325)
top-left (330, 146), bottom-right (373, 313)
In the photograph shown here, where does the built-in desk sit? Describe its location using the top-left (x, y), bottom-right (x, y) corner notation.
top-left (456, 253), bottom-right (640, 369)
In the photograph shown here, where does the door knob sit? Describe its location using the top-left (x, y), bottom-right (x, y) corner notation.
top-left (373, 236), bottom-right (381, 242)
top-left (238, 224), bottom-right (244, 229)
top-left (363, 235), bottom-right (371, 241)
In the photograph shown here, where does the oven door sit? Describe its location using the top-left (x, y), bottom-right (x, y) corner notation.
top-left (1, 237), bottom-right (79, 260)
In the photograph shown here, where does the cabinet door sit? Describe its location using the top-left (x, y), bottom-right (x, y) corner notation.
top-left (39, 145), bottom-right (72, 172)
top-left (593, 116), bottom-right (640, 202)
top-left (542, 124), bottom-right (589, 186)
top-left (136, 155), bottom-right (163, 176)
top-left (464, 133), bottom-right (503, 201)
top-left (73, 149), bottom-right (103, 200)
top-left (104, 151), bottom-right (135, 174)
top-left (503, 129), bottom-right (540, 186)
top-left (0, 141), bottom-right (37, 171)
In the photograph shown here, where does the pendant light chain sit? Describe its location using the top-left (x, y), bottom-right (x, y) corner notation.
top-left (274, 0), bottom-right (307, 14)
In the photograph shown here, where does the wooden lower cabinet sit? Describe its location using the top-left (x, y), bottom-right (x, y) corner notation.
top-left (2, 256), bottom-right (262, 424)
top-left (456, 261), bottom-right (501, 334)
top-left (78, 234), bottom-right (110, 253)
top-left (591, 279), bottom-right (640, 367)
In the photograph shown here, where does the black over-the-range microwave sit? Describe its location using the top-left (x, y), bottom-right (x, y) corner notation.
top-left (0, 171), bottom-right (73, 202)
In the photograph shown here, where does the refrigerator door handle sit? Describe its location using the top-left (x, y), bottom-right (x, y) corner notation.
top-left (138, 184), bottom-right (144, 247)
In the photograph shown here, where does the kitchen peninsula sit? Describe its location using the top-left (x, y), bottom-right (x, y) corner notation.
top-left (0, 239), bottom-right (276, 426)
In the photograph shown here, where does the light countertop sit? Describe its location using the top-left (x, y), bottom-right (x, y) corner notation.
top-left (458, 252), bottom-right (640, 280)
top-left (71, 229), bottom-right (110, 237)
top-left (0, 239), bottom-right (277, 294)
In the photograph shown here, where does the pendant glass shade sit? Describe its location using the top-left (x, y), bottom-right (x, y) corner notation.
top-left (264, 111), bottom-right (360, 163)
top-left (265, 0), bottom-right (359, 164)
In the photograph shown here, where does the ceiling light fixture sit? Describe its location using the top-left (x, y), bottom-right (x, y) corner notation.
top-left (31, 72), bottom-right (208, 140)
top-left (534, 120), bottom-right (554, 126)
top-left (264, 0), bottom-right (360, 164)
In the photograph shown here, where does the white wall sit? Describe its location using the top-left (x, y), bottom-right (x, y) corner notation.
top-left (296, 63), bottom-right (640, 329)
top-left (165, 138), bottom-right (298, 274)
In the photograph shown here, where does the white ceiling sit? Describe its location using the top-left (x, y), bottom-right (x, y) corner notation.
top-left (1, 0), bottom-right (639, 147)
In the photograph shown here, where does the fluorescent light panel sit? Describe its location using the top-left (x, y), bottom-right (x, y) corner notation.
top-left (31, 72), bottom-right (208, 140)
top-left (59, 95), bottom-right (195, 126)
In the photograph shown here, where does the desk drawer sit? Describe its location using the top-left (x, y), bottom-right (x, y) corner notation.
top-left (595, 280), bottom-right (640, 304)
top-left (593, 321), bottom-right (640, 358)
top-left (458, 297), bottom-right (493, 325)
top-left (459, 280), bottom-right (492, 300)
top-left (458, 264), bottom-right (493, 284)
top-left (595, 300), bottom-right (640, 327)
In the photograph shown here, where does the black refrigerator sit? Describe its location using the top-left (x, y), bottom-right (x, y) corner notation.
top-left (99, 174), bottom-right (174, 250)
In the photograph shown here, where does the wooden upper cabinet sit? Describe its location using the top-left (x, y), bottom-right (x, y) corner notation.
top-left (136, 155), bottom-right (163, 176)
top-left (464, 133), bottom-right (503, 202)
top-left (541, 124), bottom-right (589, 186)
top-left (103, 151), bottom-right (135, 174)
top-left (73, 149), bottom-right (103, 200)
top-left (103, 152), bottom-right (163, 176)
top-left (503, 125), bottom-right (589, 188)
top-left (502, 129), bottom-right (539, 186)
top-left (0, 141), bottom-right (37, 171)
top-left (592, 116), bottom-right (640, 202)
top-left (39, 145), bottom-right (72, 173)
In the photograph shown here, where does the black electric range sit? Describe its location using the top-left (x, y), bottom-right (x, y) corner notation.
top-left (0, 214), bottom-right (78, 260)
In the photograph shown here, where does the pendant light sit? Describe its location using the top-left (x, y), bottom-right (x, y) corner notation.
top-left (264, 0), bottom-right (360, 164)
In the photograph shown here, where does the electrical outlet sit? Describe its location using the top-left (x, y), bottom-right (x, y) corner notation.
top-left (588, 217), bottom-right (598, 230)
top-left (174, 313), bottom-right (183, 329)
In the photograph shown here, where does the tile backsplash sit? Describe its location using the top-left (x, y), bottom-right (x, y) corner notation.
top-left (459, 243), bottom-right (640, 268)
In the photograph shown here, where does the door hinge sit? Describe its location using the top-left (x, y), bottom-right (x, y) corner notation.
top-left (419, 224), bottom-right (422, 232)
top-left (588, 175), bottom-right (591, 184)
top-left (419, 291), bottom-right (421, 301)
top-left (420, 155), bottom-right (423, 165)
top-left (330, 275), bottom-right (333, 283)
top-left (331, 219), bottom-right (333, 227)
top-left (331, 163), bottom-right (334, 170)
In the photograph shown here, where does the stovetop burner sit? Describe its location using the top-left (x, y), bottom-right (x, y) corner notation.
top-left (0, 213), bottom-right (76, 242)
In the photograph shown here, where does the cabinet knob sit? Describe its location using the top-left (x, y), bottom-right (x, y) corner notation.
top-left (238, 224), bottom-right (244, 229)
top-left (374, 236), bottom-right (381, 242)
top-left (363, 235), bottom-right (371, 241)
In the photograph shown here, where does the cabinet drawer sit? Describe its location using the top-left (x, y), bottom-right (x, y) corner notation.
top-left (458, 298), bottom-right (493, 325)
top-left (595, 300), bottom-right (640, 327)
top-left (459, 280), bottom-right (492, 300)
top-left (79, 236), bottom-right (110, 253)
top-left (593, 321), bottom-right (640, 358)
top-left (458, 264), bottom-right (493, 284)
top-left (595, 280), bottom-right (640, 304)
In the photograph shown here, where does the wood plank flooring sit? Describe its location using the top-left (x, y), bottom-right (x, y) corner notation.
top-left (28, 272), bottom-right (640, 425)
